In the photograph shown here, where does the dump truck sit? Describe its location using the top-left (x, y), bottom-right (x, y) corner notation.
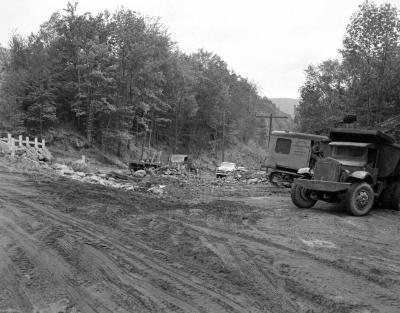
top-left (291, 128), bottom-right (400, 216)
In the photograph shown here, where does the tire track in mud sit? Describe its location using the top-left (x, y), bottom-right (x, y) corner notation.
top-left (0, 191), bottom-right (259, 313)
top-left (0, 203), bottom-right (203, 313)
top-left (228, 244), bottom-right (300, 312)
top-left (196, 235), bottom-right (299, 312)
top-left (122, 212), bottom-right (393, 313)
top-left (1, 173), bottom-right (400, 312)
top-left (0, 193), bottom-right (382, 313)
top-left (0, 184), bottom-right (189, 312)
top-left (333, 215), bottom-right (400, 285)
top-left (157, 215), bottom-right (400, 313)
top-left (169, 214), bottom-right (400, 286)
top-left (0, 213), bottom-right (119, 313)
top-left (0, 236), bottom-right (34, 313)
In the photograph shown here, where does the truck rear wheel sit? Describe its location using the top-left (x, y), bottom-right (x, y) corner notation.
top-left (291, 184), bottom-right (316, 208)
top-left (346, 182), bottom-right (374, 216)
top-left (381, 183), bottom-right (395, 210)
top-left (390, 183), bottom-right (400, 211)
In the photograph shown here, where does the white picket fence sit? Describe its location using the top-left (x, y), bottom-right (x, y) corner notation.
top-left (0, 133), bottom-right (46, 157)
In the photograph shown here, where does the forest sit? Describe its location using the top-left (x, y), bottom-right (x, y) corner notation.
top-left (296, 2), bottom-right (400, 135)
top-left (0, 3), bottom-right (290, 159)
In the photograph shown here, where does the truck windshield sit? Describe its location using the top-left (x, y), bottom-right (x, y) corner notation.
top-left (332, 146), bottom-right (366, 161)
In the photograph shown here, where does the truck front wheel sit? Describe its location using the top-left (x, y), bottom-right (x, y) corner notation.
top-left (346, 182), bottom-right (374, 216)
top-left (291, 184), bottom-right (316, 208)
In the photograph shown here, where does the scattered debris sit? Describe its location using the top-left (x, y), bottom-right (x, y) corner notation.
top-left (147, 185), bottom-right (166, 195)
top-left (133, 169), bottom-right (147, 178)
top-left (50, 162), bottom-right (138, 191)
top-left (247, 178), bottom-right (259, 184)
top-left (109, 170), bottom-right (129, 180)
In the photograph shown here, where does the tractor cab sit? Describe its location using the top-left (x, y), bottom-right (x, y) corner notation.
top-left (265, 131), bottom-right (329, 185)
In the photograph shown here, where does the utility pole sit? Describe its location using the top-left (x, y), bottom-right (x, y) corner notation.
top-left (255, 113), bottom-right (288, 148)
top-left (221, 83), bottom-right (230, 162)
top-left (222, 109), bottom-right (226, 162)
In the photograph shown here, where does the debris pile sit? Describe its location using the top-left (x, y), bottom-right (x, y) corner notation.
top-left (54, 162), bottom-right (170, 195)
top-left (160, 167), bottom-right (188, 176)
top-left (213, 171), bottom-right (269, 185)
top-left (54, 163), bottom-right (138, 191)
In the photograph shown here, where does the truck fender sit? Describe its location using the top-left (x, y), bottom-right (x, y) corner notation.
top-left (297, 167), bottom-right (313, 179)
top-left (348, 171), bottom-right (373, 185)
top-left (297, 167), bottom-right (311, 175)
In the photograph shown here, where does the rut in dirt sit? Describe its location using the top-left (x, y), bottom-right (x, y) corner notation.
top-left (0, 170), bottom-right (399, 313)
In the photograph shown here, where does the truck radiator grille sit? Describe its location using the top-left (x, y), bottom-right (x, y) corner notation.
top-left (313, 158), bottom-right (341, 181)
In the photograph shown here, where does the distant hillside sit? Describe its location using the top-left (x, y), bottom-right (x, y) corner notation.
top-left (270, 98), bottom-right (299, 117)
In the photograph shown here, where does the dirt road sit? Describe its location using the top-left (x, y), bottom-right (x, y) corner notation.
top-left (0, 166), bottom-right (399, 313)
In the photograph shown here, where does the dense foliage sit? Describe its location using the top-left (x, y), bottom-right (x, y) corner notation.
top-left (296, 2), bottom-right (400, 133)
top-left (0, 3), bottom-right (290, 157)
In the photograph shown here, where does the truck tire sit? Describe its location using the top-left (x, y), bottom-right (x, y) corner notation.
top-left (390, 182), bottom-right (400, 211)
top-left (291, 184), bottom-right (316, 208)
top-left (345, 182), bottom-right (374, 216)
top-left (381, 183), bottom-right (395, 210)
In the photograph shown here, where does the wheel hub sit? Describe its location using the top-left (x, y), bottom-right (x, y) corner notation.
top-left (356, 191), bottom-right (369, 209)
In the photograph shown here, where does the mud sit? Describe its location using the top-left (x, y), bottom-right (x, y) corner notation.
top-left (0, 164), bottom-right (399, 313)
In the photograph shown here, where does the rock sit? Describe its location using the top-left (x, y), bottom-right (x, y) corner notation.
top-left (109, 170), bottom-right (129, 180)
top-left (189, 208), bottom-right (203, 215)
top-left (148, 185), bottom-right (166, 195)
top-left (146, 167), bottom-right (156, 175)
top-left (247, 178), bottom-right (259, 184)
top-left (61, 168), bottom-right (74, 175)
top-left (15, 149), bottom-right (25, 156)
top-left (88, 175), bottom-right (105, 184)
top-left (133, 170), bottom-right (146, 178)
top-left (53, 163), bottom-right (68, 170)
top-left (75, 171), bottom-right (86, 177)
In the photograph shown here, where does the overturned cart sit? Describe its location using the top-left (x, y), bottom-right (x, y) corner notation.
top-left (291, 128), bottom-right (400, 216)
top-left (129, 148), bottom-right (162, 173)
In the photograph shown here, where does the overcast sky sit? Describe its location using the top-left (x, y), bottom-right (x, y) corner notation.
top-left (1, 0), bottom-right (399, 99)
